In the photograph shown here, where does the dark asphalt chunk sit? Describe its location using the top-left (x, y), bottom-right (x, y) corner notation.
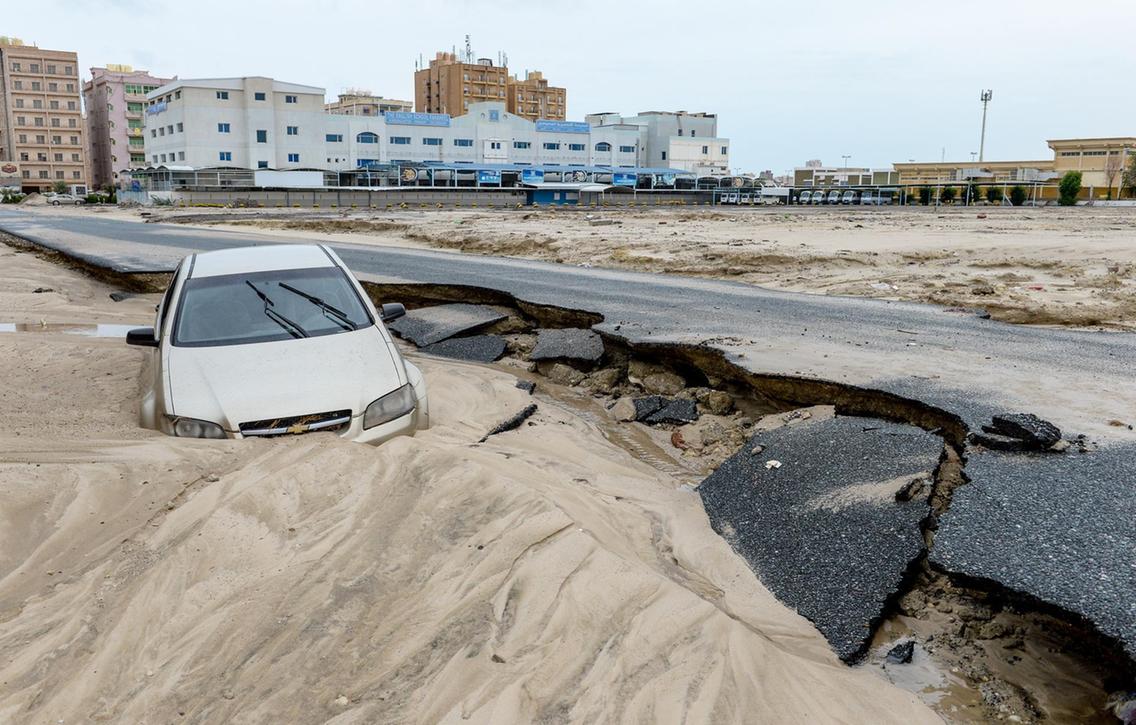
top-left (699, 416), bottom-right (943, 662)
top-left (986, 413), bottom-right (1062, 449)
top-left (528, 328), bottom-right (604, 364)
top-left (419, 334), bottom-right (507, 363)
top-left (479, 404), bottom-right (538, 443)
top-left (968, 430), bottom-right (1029, 451)
top-left (387, 303), bottom-right (506, 347)
top-left (932, 444), bottom-right (1136, 660)
top-left (515, 380), bottom-right (536, 395)
top-left (643, 398), bottom-right (698, 424)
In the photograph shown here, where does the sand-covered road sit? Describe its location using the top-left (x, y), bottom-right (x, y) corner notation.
top-left (0, 246), bottom-right (937, 723)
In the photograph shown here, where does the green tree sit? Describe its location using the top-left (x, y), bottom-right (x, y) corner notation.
top-left (940, 186), bottom-right (957, 204)
top-left (918, 187), bottom-right (932, 205)
top-left (51, 180), bottom-right (68, 194)
top-left (1122, 154), bottom-right (1136, 199)
top-left (1058, 171), bottom-right (1082, 206)
top-left (1009, 185), bottom-right (1027, 206)
top-left (985, 186), bottom-right (1001, 203)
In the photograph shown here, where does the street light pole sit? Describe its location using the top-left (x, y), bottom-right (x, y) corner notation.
top-left (978, 90), bottom-right (993, 162)
top-left (841, 155), bottom-right (850, 185)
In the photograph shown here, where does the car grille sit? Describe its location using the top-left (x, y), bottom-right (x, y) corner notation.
top-left (239, 409), bottom-right (352, 437)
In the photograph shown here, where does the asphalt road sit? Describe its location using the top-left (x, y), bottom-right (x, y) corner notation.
top-left (3, 207), bottom-right (1134, 660)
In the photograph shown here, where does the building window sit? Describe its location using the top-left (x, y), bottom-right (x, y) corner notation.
top-left (287, 153), bottom-right (299, 162)
top-left (216, 90), bottom-right (229, 99)
top-left (423, 137), bottom-right (442, 146)
top-left (661, 151), bottom-right (667, 160)
top-left (286, 126), bottom-right (298, 135)
top-left (254, 92), bottom-right (266, 101)
top-left (159, 127), bottom-right (165, 136)
top-left (513, 141), bottom-right (531, 149)
top-left (568, 143), bottom-right (585, 151)
top-left (388, 136), bottom-right (410, 145)
top-left (151, 129), bottom-right (157, 138)
top-left (177, 122), bottom-right (183, 132)
top-left (490, 142), bottom-right (501, 149)
top-left (285, 95), bottom-right (297, 103)
top-left (160, 154), bottom-right (167, 163)
top-left (357, 132), bottom-right (379, 144)
top-left (258, 160), bottom-right (268, 168)
top-left (720, 146), bottom-right (727, 155)
top-left (179, 151), bottom-right (185, 161)
top-left (152, 155), bottom-right (158, 163)
top-left (1060, 151), bottom-right (1080, 157)
top-left (54, 153), bottom-right (63, 161)
top-left (702, 145), bottom-right (708, 154)
top-left (256, 130), bottom-right (267, 143)
top-left (543, 142), bottom-right (560, 150)
top-left (454, 138), bottom-right (473, 147)
top-left (619, 145), bottom-right (635, 153)
top-left (595, 142), bottom-right (611, 152)
top-left (72, 153), bottom-right (80, 161)
top-left (326, 133), bottom-right (343, 142)
top-left (219, 151), bottom-right (232, 161)
top-left (55, 170), bottom-right (65, 179)
top-left (218, 122), bottom-right (231, 133)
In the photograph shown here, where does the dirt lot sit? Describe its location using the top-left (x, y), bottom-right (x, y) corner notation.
top-left (0, 245), bottom-right (939, 723)
top-left (136, 204), bottom-right (1136, 331)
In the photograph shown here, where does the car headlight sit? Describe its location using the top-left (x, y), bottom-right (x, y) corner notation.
top-left (170, 416), bottom-right (228, 439)
top-left (363, 384), bottom-right (417, 429)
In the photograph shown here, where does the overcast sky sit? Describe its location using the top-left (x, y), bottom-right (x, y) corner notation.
top-left (10, 0), bottom-right (1136, 172)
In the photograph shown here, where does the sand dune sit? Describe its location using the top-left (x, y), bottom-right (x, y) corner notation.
top-left (0, 246), bottom-right (936, 723)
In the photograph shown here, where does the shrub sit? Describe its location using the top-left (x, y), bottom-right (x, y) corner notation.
top-left (985, 186), bottom-right (1001, 203)
top-left (51, 180), bottom-right (68, 194)
top-left (918, 187), bottom-right (932, 205)
top-left (1009, 185), bottom-right (1027, 206)
top-left (1058, 171), bottom-right (1082, 206)
top-left (940, 186), bottom-right (957, 203)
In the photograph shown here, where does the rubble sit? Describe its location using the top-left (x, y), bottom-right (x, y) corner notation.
top-left (420, 334), bottom-right (507, 362)
top-left (535, 361), bottom-right (586, 387)
top-left (529, 328), bottom-right (605, 364)
top-left (388, 303), bottom-right (507, 347)
top-left (986, 413), bottom-right (1062, 449)
top-left (479, 403), bottom-right (538, 442)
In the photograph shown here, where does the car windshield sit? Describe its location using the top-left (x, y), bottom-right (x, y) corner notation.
top-left (173, 266), bottom-right (373, 347)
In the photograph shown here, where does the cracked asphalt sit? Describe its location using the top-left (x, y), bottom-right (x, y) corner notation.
top-left (2, 207), bottom-right (1133, 661)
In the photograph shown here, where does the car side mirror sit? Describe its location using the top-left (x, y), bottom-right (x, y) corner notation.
top-left (380, 303), bottom-right (406, 322)
top-left (126, 327), bottom-right (159, 347)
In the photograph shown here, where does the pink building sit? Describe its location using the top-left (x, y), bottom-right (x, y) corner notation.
top-left (83, 65), bottom-right (172, 188)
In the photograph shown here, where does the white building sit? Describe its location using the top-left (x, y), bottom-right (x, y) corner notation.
top-left (140, 77), bottom-right (728, 180)
top-left (586, 110), bottom-right (729, 175)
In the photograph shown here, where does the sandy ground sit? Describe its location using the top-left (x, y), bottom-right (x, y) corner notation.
top-left (0, 246), bottom-right (937, 723)
top-left (112, 203), bottom-right (1136, 331)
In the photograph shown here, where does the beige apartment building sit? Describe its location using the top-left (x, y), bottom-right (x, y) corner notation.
top-left (506, 70), bottom-right (566, 121)
top-left (0, 37), bottom-right (88, 192)
top-left (1048, 137), bottom-right (1135, 197)
top-left (83, 65), bottom-right (171, 188)
top-left (324, 91), bottom-right (412, 117)
top-left (415, 52), bottom-right (509, 116)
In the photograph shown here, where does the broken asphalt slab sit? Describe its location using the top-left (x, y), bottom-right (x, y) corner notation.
top-left (528, 328), bottom-right (605, 364)
top-left (932, 443), bottom-right (1136, 660)
top-left (419, 334), bottom-right (507, 363)
top-left (699, 415), bottom-right (943, 662)
top-left (386, 303), bottom-right (506, 347)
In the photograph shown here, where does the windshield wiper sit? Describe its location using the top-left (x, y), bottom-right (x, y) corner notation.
top-left (245, 280), bottom-right (309, 339)
top-left (277, 282), bottom-right (357, 331)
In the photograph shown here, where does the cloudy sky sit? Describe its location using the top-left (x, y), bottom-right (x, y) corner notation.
top-left (10, 0), bottom-right (1135, 172)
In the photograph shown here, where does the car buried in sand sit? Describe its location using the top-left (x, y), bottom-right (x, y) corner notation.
top-left (126, 244), bottom-right (428, 444)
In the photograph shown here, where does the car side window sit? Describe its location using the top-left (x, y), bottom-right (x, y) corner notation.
top-left (155, 265), bottom-right (181, 338)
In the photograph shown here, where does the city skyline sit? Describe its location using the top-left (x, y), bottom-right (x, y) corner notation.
top-left (5, 0), bottom-right (1135, 172)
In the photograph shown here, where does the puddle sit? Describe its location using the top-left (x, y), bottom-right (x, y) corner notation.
top-left (0, 322), bottom-right (139, 337)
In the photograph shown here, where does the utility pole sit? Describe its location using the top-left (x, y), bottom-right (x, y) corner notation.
top-left (841, 154), bottom-right (851, 185)
top-left (978, 89), bottom-right (993, 162)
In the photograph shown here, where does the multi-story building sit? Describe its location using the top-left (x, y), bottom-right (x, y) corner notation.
top-left (506, 71), bottom-right (565, 121)
top-left (0, 37), bottom-right (88, 192)
top-left (586, 110), bottom-right (730, 175)
top-left (324, 91), bottom-right (412, 117)
top-left (1048, 137), bottom-right (1135, 197)
top-left (793, 166), bottom-right (899, 187)
top-left (415, 52), bottom-right (508, 116)
top-left (143, 77), bottom-right (328, 170)
top-left (83, 65), bottom-right (171, 189)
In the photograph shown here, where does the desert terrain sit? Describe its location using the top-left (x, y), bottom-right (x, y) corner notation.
top-left (129, 203), bottom-right (1136, 331)
top-left (0, 244), bottom-right (940, 723)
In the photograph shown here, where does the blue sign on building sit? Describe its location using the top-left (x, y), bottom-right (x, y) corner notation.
top-left (146, 101), bottom-right (167, 116)
top-left (356, 158), bottom-right (382, 168)
top-left (385, 111), bottom-right (452, 128)
top-left (520, 168), bottom-right (545, 184)
top-left (612, 172), bottom-right (637, 187)
top-left (488, 109), bottom-right (500, 122)
top-left (477, 169), bottom-right (502, 184)
top-left (535, 120), bottom-right (590, 134)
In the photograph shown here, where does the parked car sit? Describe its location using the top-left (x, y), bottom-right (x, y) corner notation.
top-left (798, 191), bottom-right (812, 205)
top-left (826, 190), bottom-right (842, 204)
top-left (860, 191), bottom-right (877, 205)
top-left (127, 244), bottom-right (429, 444)
top-left (811, 190), bottom-right (827, 205)
top-left (841, 190), bottom-right (859, 204)
top-left (48, 193), bottom-right (84, 205)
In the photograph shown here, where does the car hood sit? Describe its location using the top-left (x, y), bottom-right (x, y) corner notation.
top-left (167, 326), bottom-right (405, 430)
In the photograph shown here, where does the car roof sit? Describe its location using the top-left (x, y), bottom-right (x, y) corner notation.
top-left (188, 244), bottom-right (337, 279)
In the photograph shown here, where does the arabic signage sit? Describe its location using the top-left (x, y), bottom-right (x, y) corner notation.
top-left (386, 111), bottom-right (451, 127)
top-left (535, 120), bottom-right (590, 134)
top-left (520, 168), bottom-right (544, 184)
top-left (477, 169), bottom-right (501, 184)
top-left (612, 172), bottom-right (637, 187)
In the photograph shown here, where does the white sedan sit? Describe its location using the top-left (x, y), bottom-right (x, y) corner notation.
top-left (127, 244), bottom-right (428, 444)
